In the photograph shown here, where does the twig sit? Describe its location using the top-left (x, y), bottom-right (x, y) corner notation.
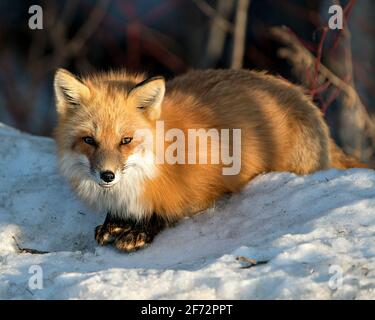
top-left (12, 236), bottom-right (49, 255)
top-left (26, 288), bottom-right (35, 296)
top-left (67, 0), bottom-right (110, 55)
top-left (311, 27), bottom-right (329, 97)
top-left (236, 256), bottom-right (269, 269)
top-left (31, 0), bottom-right (110, 74)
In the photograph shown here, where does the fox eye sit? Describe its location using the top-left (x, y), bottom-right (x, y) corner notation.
top-left (82, 136), bottom-right (96, 146)
top-left (121, 137), bottom-right (133, 145)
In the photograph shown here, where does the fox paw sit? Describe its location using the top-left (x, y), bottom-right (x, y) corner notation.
top-left (95, 213), bottom-right (166, 252)
top-left (114, 230), bottom-right (151, 252)
top-left (95, 223), bottom-right (132, 246)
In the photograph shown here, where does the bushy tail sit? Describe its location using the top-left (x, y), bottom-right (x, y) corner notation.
top-left (329, 139), bottom-right (372, 169)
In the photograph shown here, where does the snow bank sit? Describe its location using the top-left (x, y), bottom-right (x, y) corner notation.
top-left (1, 123), bottom-right (375, 299)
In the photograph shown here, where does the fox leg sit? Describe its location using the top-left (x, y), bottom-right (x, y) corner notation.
top-left (95, 212), bottom-right (168, 252)
top-left (114, 213), bottom-right (168, 252)
top-left (95, 213), bottom-right (133, 246)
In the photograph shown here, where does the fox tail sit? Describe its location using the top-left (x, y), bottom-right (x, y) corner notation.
top-left (329, 139), bottom-right (373, 169)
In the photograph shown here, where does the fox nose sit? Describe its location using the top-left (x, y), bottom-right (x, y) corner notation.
top-left (100, 171), bottom-right (115, 183)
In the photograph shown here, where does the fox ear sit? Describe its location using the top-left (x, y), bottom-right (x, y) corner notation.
top-left (129, 77), bottom-right (165, 121)
top-left (54, 68), bottom-right (90, 115)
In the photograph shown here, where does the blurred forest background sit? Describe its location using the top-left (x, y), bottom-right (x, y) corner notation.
top-left (1, 0), bottom-right (375, 163)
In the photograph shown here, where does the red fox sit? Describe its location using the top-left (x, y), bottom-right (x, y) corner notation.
top-left (54, 68), bottom-right (369, 252)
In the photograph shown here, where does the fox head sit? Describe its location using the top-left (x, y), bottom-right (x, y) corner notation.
top-left (54, 69), bottom-right (164, 213)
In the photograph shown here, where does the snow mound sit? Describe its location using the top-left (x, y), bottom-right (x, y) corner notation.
top-left (1, 123), bottom-right (375, 299)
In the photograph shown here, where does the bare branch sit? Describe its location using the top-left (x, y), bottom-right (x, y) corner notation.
top-left (67, 0), bottom-right (110, 55)
top-left (271, 26), bottom-right (375, 159)
top-left (271, 27), bottom-right (357, 105)
top-left (192, 0), bottom-right (234, 33)
top-left (231, 0), bottom-right (251, 69)
top-left (203, 0), bottom-right (235, 68)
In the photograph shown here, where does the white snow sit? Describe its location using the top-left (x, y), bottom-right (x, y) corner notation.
top-left (1, 122), bottom-right (375, 299)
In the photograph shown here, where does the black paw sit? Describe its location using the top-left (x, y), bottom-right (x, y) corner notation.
top-left (114, 229), bottom-right (152, 252)
top-left (95, 223), bottom-right (132, 246)
top-left (95, 212), bottom-right (168, 252)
